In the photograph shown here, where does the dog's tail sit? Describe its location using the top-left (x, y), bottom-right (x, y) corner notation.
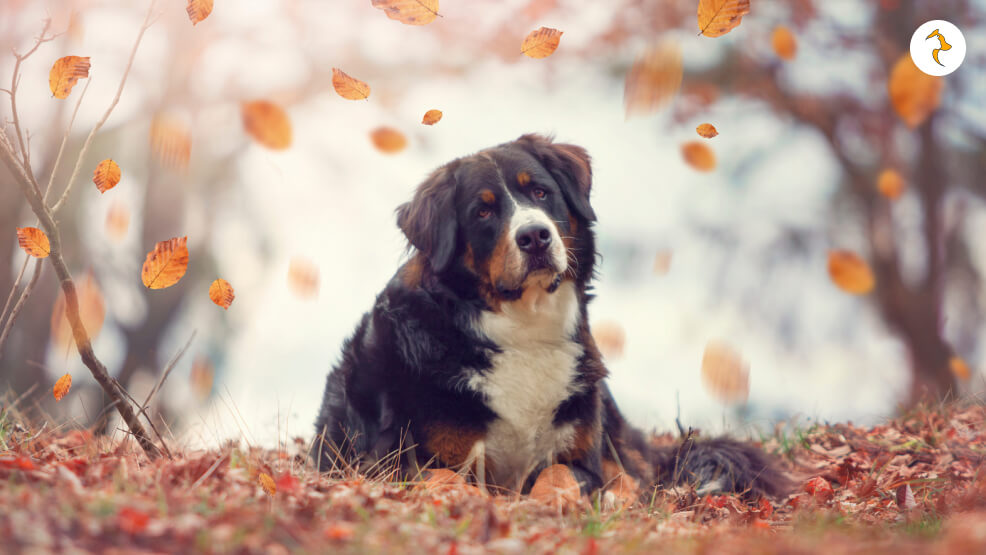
top-left (600, 384), bottom-right (791, 500)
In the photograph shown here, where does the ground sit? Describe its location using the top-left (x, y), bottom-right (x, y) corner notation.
top-left (2, 403), bottom-right (986, 553)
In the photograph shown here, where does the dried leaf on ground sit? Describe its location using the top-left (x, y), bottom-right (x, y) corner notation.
top-left (49, 56), bottom-right (90, 99)
top-left (624, 42), bottom-right (683, 118)
top-left (16, 227), bottom-right (50, 258)
top-left (521, 27), bottom-right (563, 58)
top-left (141, 237), bottom-right (189, 290)
top-left (530, 464), bottom-right (581, 510)
top-left (259, 473), bottom-right (276, 496)
top-left (697, 0), bottom-right (750, 38)
top-left (371, 0), bottom-right (439, 25)
top-left (92, 159), bottom-right (121, 193)
top-left (332, 68), bottom-right (371, 100)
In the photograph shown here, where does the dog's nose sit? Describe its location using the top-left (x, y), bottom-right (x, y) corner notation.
top-left (515, 224), bottom-right (552, 254)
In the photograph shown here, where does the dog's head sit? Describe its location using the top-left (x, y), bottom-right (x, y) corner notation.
top-left (397, 134), bottom-right (596, 303)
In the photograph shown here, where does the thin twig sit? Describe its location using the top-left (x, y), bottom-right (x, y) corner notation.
top-left (140, 330), bottom-right (196, 415)
top-left (0, 258), bottom-right (43, 359)
top-left (9, 20), bottom-right (56, 196)
top-left (0, 256), bottom-right (30, 331)
top-left (52, 0), bottom-right (157, 213)
top-left (43, 77), bottom-right (90, 201)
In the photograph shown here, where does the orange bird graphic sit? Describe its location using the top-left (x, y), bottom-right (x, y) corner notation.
top-left (926, 29), bottom-right (952, 67)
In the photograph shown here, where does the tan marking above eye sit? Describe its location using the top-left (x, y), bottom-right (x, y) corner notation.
top-left (480, 190), bottom-right (496, 204)
top-left (517, 171), bottom-right (531, 186)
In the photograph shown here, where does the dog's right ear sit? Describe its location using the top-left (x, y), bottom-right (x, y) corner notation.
top-left (396, 168), bottom-right (458, 274)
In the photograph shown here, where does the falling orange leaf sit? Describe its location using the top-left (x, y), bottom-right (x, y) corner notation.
top-left (888, 55), bottom-right (943, 128)
top-left (521, 27), bottom-right (563, 58)
top-left (16, 227), bottom-right (50, 258)
top-left (950, 356), bottom-right (972, 381)
top-left (186, 0), bottom-right (213, 25)
top-left (370, 127), bottom-right (407, 154)
top-left (209, 278), bottom-right (235, 310)
top-left (700, 340), bottom-right (749, 404)
top-left (624, 42), bottom-right (683, 118)
top-left (876, 169), bottom-right (906, 200)
top-left (681, 141), bottom-right (716, 172)
top-left (105, 201), bottom-right (130, 241)
top-left (697, 0), bottom-right (750, 38)
top-left (242, 101), bottom-right (292, 150)
top-left (771, 25), bottom-right (798, 60)
top-left (370, 0), bottom-right (439, 25)
top-left (53, 373), bottom-right (72, 401)
top-left (653, 249), bottom-right (673, 275)
top-left (827, 249), bottom-right (875, 295)
top-left (141, 236), bottom-right (189, 290)
top-left (49, 56), bottom-right (90, 99)
top-left (421, 109), bottom-right (443, 125)
top-left (51, 272), bottom-right (105, 349)
top-left (288, 257), bottom-right (320, 299)
top-left (259, 472), bottom-right (276, 496)
top-left (150, 116), bottom-right (192, 170)
top-left (696, 123), bottom-right (718, 138)
top-left (331, 68), bottom-right (371, 101)
top-left (592, 320), bottom-right (626, 360)
top-left (92, 159), bottom-right (121, 193)
top-left (190, 356), bottom-right (214, 400)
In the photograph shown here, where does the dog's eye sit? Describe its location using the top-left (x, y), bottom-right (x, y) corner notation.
top-left (533, 188), bottom-right (547, 200)
top-left (477, 208), bottom-right (492, 219)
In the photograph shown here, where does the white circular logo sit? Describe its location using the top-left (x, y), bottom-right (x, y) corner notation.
top-left (910, 20), bottom-right (966, 76)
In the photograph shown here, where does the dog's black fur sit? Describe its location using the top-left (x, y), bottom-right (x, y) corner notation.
top-left (312, 134), bottom-right (789, 500)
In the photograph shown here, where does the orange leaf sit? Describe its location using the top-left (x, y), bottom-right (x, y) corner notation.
top-left (521, 27), bottom-right (563, 58)
top-left (700, 340), bottom-right (749, 404)
top-left (209, 278), bottom-right (235, 310)
top-left (370, 127), bottom-right (407, 154)
top-left (530, 464), bottom-right (581, 509)
top-left (105, 201), bottom-right (130, 241)
top-left (681, 141), bottom-right (716, 172)
top-left (950, 356), bottom-right (972, 381)
top-left (653, 249), bottom-right (673, 275)
top-left (50, 271), bottom-right (105, 349)
top-left (421, 109), bottom-right (443, 125)
top-left (92, 159), bottom-right (121, 193)
top-left (53, 373), bottom-right (72, 401)
top-left (416, 468), bottom-right (466, 491)
top-left (370, 0), bottom-right (439, 25)
top-left (876, 169), bottom-right (906, 200)
top-left (242, 101), bottom-right (292, 150)
top-left (150, 116), bottom-right (192, 170)
top-left (186, 0), bottom-right (214, 25)
top-left (804, 476), bottom-right (834, 501)
top-left (49, 56), bottom-right (90, 99)
top-left (827, 249), bottom-right (875, 294)
top-left (332, 68), bottom-right (371, 101)
top-left (259, 472), bottom-right (276, 496)
top-left (118, 507), bottom-right (150, 534)
top-left (16, 227), bottom-right (50, 258)
top-left (696, 123), bottom-right (718, 138)
top-left (190, 356), bottom-right (214, 400)
top-left (592, 320), bottom-right (625, 360)
top-left (888, 55), bottom-right (943, 128)
top-left (141, 236), bottom-right (189, 289)
top-left (771, 25), bottom-right (798, 60)
top-left (697, 0), bottom-right (750, 38)
top-left (288, 257), bottom-right (320, 299)
top-left (324, 523), bottom-right (355, 541)
top-left (624, 42), bottom-right (683, 118)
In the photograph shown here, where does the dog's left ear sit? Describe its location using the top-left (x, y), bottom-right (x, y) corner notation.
top-left (516, 133), bottom-right (596, 222)
top-left (396, 167), bottom-right (458, 274)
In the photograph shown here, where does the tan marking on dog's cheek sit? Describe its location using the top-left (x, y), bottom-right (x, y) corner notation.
top-left (480, 190), bottom-right (496, 204)
top-left (488, 227), bottom-right (522, 290)
top-left (425, 423), bottom-right (485, 468)
top-left (517, 171), bottom-right (531, 187)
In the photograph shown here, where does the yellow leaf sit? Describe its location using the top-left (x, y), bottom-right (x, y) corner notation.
top-left (331, 68), bottom-right (371, 101)
top-left (876, 169), bottom-right (906, 200)
top-left (421, 109), bottom-right (443, 125)
top-left (681, 141), bottom-right (716, 172)
top-left (827, 249), bottom-right (875, 294)
top-left (50, 272), bottom-right (105, 350)
top-left (150, 116), bottom-right (192, 170)
top-left (888, 55), bottom-right (943, 128)
top-left (950, 356), bottom-right (971, 381)
top-left (697, 0), bottom-right (750, 38)
top-left (105, 201), bottom-right (130, 241)
top-left (259, 472), bottom-right (276, 496)
top-left (141, 236), bottom-right (189, 290)
top-left (701, 340), bottom-right (749, 403)
top-left (242, 101), bottom-right (293, 150)
top-left (370, 0), bottom-right (439, 25)
top-left (624, 42), bottom-right (683, 118)
top-left (209, 278), bottom-right (235, 310)
top-left (186, 0), bottom-right (213, 25)
top-left (696, 123), bottom-right (718, 138)
top-left (370, 127), bottom-right (407, 154)
top-left (771, 25), bottom-right (797, 60)
top-left (521, 27), bottom-right (563, 58)
top-left (288, 257), bottom-right (320, 299)
top-left (16, 227), bottom-right (50, 258)
top-left (592, 320), bottom-right (626, 360)
top-left (49, 56), bottom-right (90, 99)
top-left (53, 373), bottom-right (72, 401)
top-left (92, 159), bottom-right (121, 193)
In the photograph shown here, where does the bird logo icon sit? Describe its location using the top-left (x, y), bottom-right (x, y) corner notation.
top-left (926, 28), bottom-right (952, 67)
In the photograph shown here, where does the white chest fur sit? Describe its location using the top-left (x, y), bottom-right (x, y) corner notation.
top-left (468, 281), bottom-right (584, 489)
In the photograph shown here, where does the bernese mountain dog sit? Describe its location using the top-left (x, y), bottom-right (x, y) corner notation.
top-left (312, 134), bottom-right (789, 500)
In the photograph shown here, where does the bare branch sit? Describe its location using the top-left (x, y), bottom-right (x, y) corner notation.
top-left (0, 258), bottom-right (43, 359)
top-left (42, 77), bottom-right (90, 201)
top-left (8, 19), bottom-right (55, 196)
top-left (52, 1), bottom-right (158, 213)
top-left (0, 256), bottom-right (30, 333)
